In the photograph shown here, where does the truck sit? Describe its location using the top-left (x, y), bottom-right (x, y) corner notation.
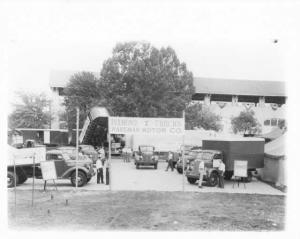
top-left (135, 145), bottom-right (159, 169)
top-left (201, 138), bottom-right (265, 181)
top-left (7, 144), bottom-right (95, 188)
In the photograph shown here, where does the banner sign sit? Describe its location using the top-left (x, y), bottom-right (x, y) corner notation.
top-left (40, 161), bottom-right (57, 180)
top-left (233, 160), bottom-right (248, 177)
top-left (109, 117), bottom-right (184, 135)
top-left (79, 116), bottom-right (90, 143)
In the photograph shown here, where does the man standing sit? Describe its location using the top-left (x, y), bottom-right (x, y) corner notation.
top-left (198, 160), bottom-right (205, 188)
top-left (218, 160), bottom-right (225, 188)
top-left (165, 151), bottom-right (174, 171)
top-left (96, 156), bottom-right (104, 184)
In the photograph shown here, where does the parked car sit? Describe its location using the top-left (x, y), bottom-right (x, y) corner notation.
top-left (176, 149), bottom-right (202, 174)
top-left (185, 149), bottom-right (223, 187)
top-left (79, 144), bottom-right (98, 163)
top-left (45, 150), bottom-right (95, 187)
top-left (135, 145), bottom-right (158, 169)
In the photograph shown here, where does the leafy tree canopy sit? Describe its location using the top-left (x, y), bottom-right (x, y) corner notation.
top-left (185, 103), bottom-right (223, 131)
top-left (63, 71), bottom-right (107, 130)
top-left (8, 92), bottom-right (50, 129)
top-left (231, 110), bottom-right (261, 134)
top-left (99, 41), bottom-right (195, 117)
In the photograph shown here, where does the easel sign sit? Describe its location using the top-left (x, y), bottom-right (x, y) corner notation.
top-left (40, 161), bottom-right (57, 180)
top-left (40, 161), bottom-right (58, 191)
top-left (233, 160), bottom-right (248, 177)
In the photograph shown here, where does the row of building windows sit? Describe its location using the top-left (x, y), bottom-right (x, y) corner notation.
top-left (264, 118), bottom-right (285, 127)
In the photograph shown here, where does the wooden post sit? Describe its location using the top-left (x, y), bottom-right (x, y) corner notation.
top-left (108, 118), bottom-right (111, 191)
top-left (182, 110), bottom-right (185, 192)
top-left (75, 107), bottom-right (79, 190)
top-left (32, 153), bottom-right (35, 207)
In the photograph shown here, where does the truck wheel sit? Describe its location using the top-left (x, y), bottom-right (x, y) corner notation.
top-left (187, 177), bottom-right (197, 184)
top-left (224, 171), bottom-right (233, 180)
top-left (71, 171), bottom-right (87, 187)
top-left (154, 163), bottom-right (157, 169)
top-left (208, 172), bottom-right (219, 187)
top-left (7, 171), bottom-right (18, 188)
top-left (177, 168), bottom-right (183, 174)
top-left (243, 171), bottom-right (253, 183)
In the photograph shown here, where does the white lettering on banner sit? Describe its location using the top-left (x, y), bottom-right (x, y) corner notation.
top-left (109, 117), bottom-right (184, 135)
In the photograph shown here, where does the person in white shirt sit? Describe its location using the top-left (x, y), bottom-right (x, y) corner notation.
top-left (198, 160), bottom-right (205, 188)
top-left (96, 157), bottom-right (104, 184)
top-left (218, 160), bottom-right (225, 188)
top-left (165, 151), bottom-right (174, 171)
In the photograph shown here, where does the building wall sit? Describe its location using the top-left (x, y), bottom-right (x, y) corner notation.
top-left (196, 100), bottom-right (286, 134)
top-left (50, 87), bottom-right (66, 129)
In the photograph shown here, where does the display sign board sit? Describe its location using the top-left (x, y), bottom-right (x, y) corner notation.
top-left (109, 117), bottom-right (184, 135)
top-left (213, 159), bottom-right (221, 168)
top-left (233, 160), bottom-right (248, 177)
top-left (44, 130), bottom-right (50, 144)
top-left (40, 161), bottom-right (57, 180)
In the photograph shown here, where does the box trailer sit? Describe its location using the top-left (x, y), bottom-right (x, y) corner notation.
top-left (202, 138), bottom-right (265, 180)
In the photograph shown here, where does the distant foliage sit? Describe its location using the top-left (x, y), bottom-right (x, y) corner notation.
top-left (63, 71), bottom-right (107, 131)
top-left (185, 103), bottom-right (223, 131)
top-left (99, 41), bottom-right (195, 117)
top-left (8, 92), bottom-right (51, 129)
top-left (231, 110), bottom-right (261, 134)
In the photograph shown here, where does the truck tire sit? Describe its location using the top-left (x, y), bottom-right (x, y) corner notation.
top-left (154, 163), bottom-right (157, 169)
top-left (224, 171), bottom-right (233, 180)
top-left (187, 177), bottom-right (197, 184)
top-left (208, 171), bottom-right (219, 187)
top-left (7, 171), bottom-right (18, 188)
top-left (177, 168), bottom-right (183, 174)
top-left (243, 171), bottom-right (253, 183)
top-left (71, 171), bottom-right (87, 187)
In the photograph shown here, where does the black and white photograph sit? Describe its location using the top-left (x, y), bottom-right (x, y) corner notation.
top-left (1, 0), bottom-right (299, 236)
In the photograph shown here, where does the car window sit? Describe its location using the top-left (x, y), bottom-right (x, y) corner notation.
top-left (46, 154), bottom-right (63, 161)
top-left (140, 146), bottom-right (154, 152)
top-left (201, 152), bottom-right (213, 161)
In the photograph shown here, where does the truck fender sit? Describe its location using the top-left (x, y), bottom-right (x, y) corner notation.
top-left (61, 166), bottom-right (89, 178)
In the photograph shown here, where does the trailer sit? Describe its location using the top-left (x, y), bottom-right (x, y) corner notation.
top-left (202, 138), bottom-right (265, 181)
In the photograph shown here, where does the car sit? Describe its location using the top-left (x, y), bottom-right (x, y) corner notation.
top-left (176, 149), bottom-right (202, 174)
top-left (135, 145), bottom-right (158, 169)
top-left (185, 150), bottom-right (223, 187)
top-left (45, 150), bottom-right (95, 187)
top-left (79, 144), bottom-right (98, 163)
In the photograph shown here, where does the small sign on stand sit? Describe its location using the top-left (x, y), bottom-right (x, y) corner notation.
top-left (233, 160), bottom-right (247, 188)
top-left (40, 161), bottom-right (58, 191)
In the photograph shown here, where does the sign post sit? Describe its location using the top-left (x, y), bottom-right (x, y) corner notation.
top-left (182, 110), bottom-right (185, 192)
top-left (32, 153), bottom-right (35, 207)
top-left (75, 107), bottom-right (79, 190)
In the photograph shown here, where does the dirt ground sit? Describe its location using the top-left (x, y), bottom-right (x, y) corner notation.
top-left (8, 190), bottom-right (285, 231)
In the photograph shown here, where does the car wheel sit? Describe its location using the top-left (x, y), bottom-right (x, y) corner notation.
top-left (71, 171), bottom-right (87, 187)
top-left (208, 171), bottom-right (219, 187)
top-left (187, 177), bottom-right (197, 184)
top-left (224, 171), bottom-right (233, 180)
top-left (177, 168), bottom-right (183, 174)
top-left (7, 171), bottom-right (18, 188)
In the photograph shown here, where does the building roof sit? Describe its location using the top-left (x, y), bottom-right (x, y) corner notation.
top-left (193, 77), bottom-right (286, 97)
top-left (49, 70), bottom-right (286, 97)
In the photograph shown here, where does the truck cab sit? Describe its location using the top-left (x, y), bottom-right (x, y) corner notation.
top-left (185, 150), bottom-right (223, 187)
top-left (135, 145), bottom-right (158, 169)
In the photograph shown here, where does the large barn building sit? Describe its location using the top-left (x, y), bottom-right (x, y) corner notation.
top-left (49, 70), bottom-right (286, 134)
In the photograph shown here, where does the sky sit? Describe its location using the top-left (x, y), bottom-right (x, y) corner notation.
top-left (3, 0), bottom-right (298, 99)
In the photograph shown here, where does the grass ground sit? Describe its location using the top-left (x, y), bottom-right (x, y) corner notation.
top-left (8, 190), bottom-right (285, 231)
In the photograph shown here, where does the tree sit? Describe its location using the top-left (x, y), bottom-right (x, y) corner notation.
top-left (8, 92), bottom-right (51, 129)
top-left (185, 103), bottom-right (223, 131)
top-left (231, 110), bottom-right (261, 134)
top-left (63, 71), bottom-right (106, 131)
top-left (99, 42), bottom-right (195, 117)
